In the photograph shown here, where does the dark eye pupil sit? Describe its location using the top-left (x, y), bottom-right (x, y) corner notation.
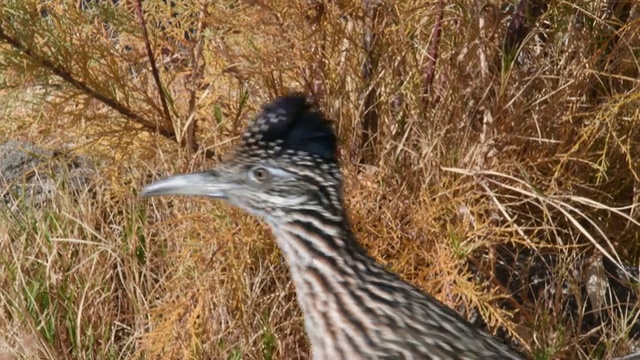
top-left (254, 168), bottom-right (267, 180)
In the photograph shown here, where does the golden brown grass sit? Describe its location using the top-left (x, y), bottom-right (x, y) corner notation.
top-left (0, 0), bottom-right (639, 359)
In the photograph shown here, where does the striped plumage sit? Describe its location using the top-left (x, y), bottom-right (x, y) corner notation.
top-left (141, 94), bottom-right (524, 359)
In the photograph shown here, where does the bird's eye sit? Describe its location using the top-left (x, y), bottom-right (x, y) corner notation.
top-left (251, 167), bottom-right (271, 183)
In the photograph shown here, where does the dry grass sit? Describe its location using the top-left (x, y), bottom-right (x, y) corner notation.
top-left (0, 0), bottom-right (639, 359)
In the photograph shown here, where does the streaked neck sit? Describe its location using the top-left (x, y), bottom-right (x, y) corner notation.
top-left (270, 210), bottom-right (372, 342)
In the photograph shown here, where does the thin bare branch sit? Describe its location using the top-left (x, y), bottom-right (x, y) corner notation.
top-left (132, 0), bottom-right (173, 126)
top-left (0, 25), bottom-right (173, 140)
top-left (422, 0), bottom-right (444, 111)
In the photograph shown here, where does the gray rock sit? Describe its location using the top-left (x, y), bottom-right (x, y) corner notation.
top-left (0, 140), bottom-right (96, 211)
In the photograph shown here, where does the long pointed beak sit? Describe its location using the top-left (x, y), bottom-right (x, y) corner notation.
top-left (140, 171), bottom-right (232, 199)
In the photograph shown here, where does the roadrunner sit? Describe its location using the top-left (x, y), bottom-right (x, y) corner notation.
top-left (141, 94), bottom-right (524, 359)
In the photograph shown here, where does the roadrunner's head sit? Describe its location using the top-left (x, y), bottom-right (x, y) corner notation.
top-left (141, 94), bottom-right (344, 223)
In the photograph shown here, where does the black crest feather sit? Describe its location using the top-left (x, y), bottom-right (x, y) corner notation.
top-left (243, 93), bottom-right (337, 161)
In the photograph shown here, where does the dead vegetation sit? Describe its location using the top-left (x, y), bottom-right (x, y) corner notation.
top-left (0, 0), bottom-right (639, 359)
